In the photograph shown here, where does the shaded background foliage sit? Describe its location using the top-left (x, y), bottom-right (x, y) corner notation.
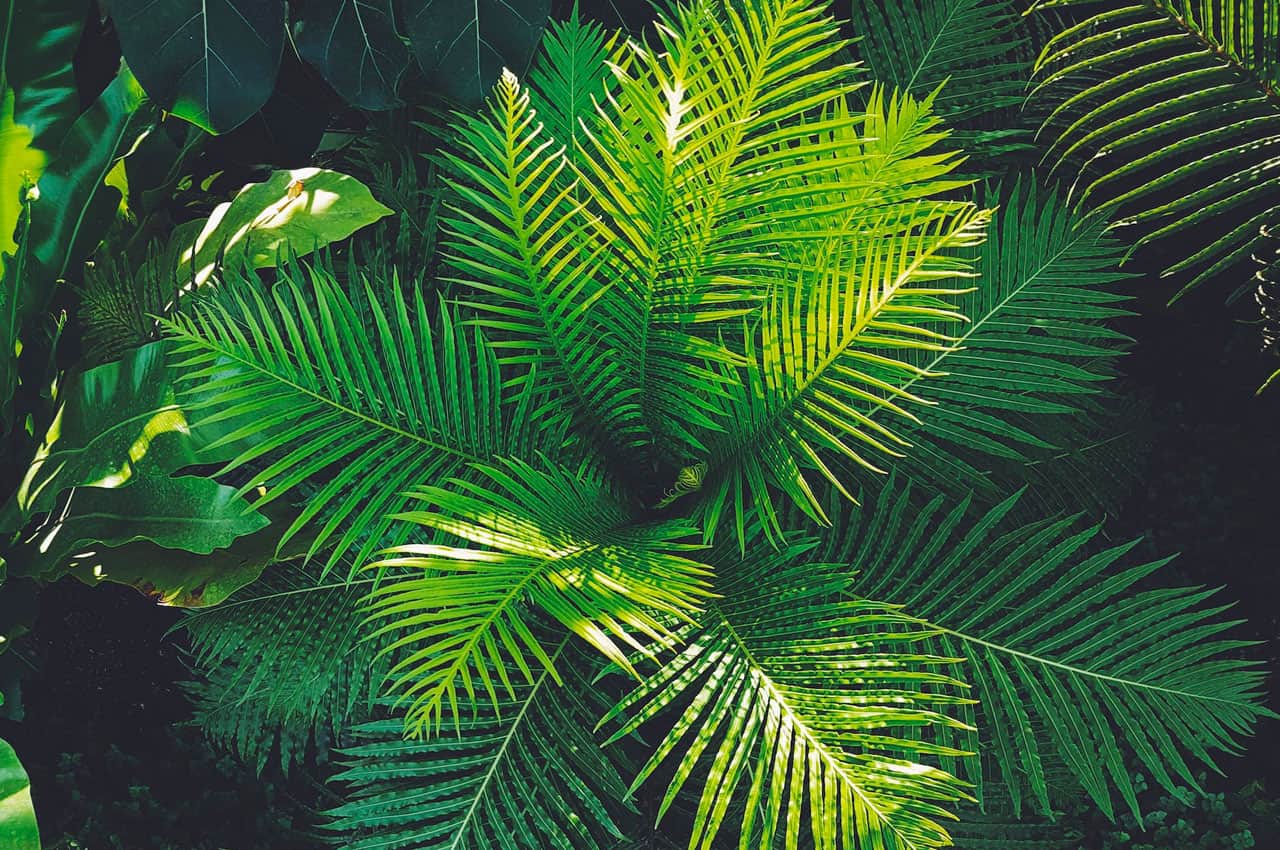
top-left (1, 0), bottom-right (1278, 847)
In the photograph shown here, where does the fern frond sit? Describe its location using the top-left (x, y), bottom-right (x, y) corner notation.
top-left (1029, 0), bottom-right (1280, 294)
top-left (525, 10), bottom-right (621, 170)
top-left (602, 537), bottom-right (974, 850)
top-left (884, 180), bottom-right (1136, 507)
top-left (693, 87), bottom-right (991, 545)
top-left (576, 0), bottom-right (867, 458)
top-left (323, 641), bottom-right (632, 850)
top-left (835, 477), bottom-right (1275, 822)
top-left (364, 456), bottom-right (715, 737)
top-left (182, 562), bottom-right (387, 773)
top-left (440, 69), bottom-right (636, 444)
top-left (849, 0), bottom-right (1031, 162)
top-left (162, 258), bottom-right (550, 574)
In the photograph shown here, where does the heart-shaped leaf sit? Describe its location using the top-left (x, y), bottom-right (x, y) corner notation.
top-left (295, 0), bottom-right (409, 109)
top-left (402, 0), bottom-right (550, 104)
top-left (108, 0), bottom-right (286, 133)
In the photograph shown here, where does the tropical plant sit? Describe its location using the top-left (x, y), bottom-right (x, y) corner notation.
top-left (1, 0), bottom-right (1276, 847)
top-left (1027, 0), bottom-right (1280, 299)
top-left (103, 0), bottom-right (553, 132)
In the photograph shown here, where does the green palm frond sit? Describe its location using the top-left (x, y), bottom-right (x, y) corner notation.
top-left (848, 0), bottom-right (1031, 162)
top-left (834, 477), bottom-right (1274, 821)
top-left (182, 562), bottom-right (386, 773)
top-left (440, 69), bottom-right (636, 444)
top-left (692, 86), bottom-right (991, 544)
top-left (602, 537), bottom-right (973, 850)
top-left (1029, 0), bottom-right (1280, 294)
top-left (364, 456), bottom-right (715, 737)
top-left (525, 10), bottom-right (621, 169)
top-left (883, 180), bottom-right (1136, 507)
top-left (162, 258), bottom-right (550, 573)
top-left (574, 0), bottom-right (867, 458)
top-left (324, 641), bottom-right (633, 850)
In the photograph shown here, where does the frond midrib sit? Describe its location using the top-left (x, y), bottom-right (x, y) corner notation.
top-left (932, 623), bottom-right (1257, 708)
top-left (867, 210), bottom-right (1108, 427)
top-left (1146, 0), bottom-right (1280, 105)
top-left (449, 638), bottom-right (568, 849)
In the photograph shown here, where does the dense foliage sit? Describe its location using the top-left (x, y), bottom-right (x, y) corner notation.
top-left (1, 0), bottom-right (1278, 848)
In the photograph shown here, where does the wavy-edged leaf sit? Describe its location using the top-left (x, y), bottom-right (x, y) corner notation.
top-left (603, 537), bottom-right (973, 850)
top-left (174, 167), bottom-right (393, 287)
top-left (324, 640), bottom-right (632, 850)
top-left (162, 258), bottom-right (549, 574)
top-left (364, 456), bottom-right (715, 737)
top-left (836, 477), bottom-right (1275, 821)
top-left (1029, 0), bottom-right (1280, 295)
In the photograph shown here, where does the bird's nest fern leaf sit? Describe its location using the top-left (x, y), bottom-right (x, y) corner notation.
top-left (363, 456), bottom-right (715, 738)
top-left (1028, 0), bottom-right (1280, 295)
top-left (161, 258), bottom-right (555, 575)
top-left (828, 476), bottom-right (1276, 822)
top-left (323, 640), bottom-right (635, 850)
top-left (601, 536), bottom-right (975, 850)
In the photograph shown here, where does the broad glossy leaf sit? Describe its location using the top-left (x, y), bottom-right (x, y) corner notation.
top-left (295, 0), bottom-right (409, 110)
top-left (2, 67), bottom-right (153, 430)
top-left (173, 167), bottom-right (393, 286)
top-left (10, 342), bottom-right (208, 519)
top-left (62, 503), bottom-right (310, 608)
top-left (2, 0), bottom-right (86, 150)
top-left (402, 0), bottom-right (550, 104)
top-left (0, 342), bottom-right (270, 597)
top-left (109, 0), bottom-right (285, 133)
top-left (0, 738), bottom-right (38, 850)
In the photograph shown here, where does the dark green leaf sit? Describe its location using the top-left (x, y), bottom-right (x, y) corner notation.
top-left (2, 0), bottom-right (86, 150)
top-left (2, 67), bottom-right (154, 430)
top-left (0, 737), bottom-right (38, 849)
top-left (295, 0), bottom-right (409, 110)
top-left (402, 0), bottom-right (550, 104)
top-left (108, 0), bottom-right (285, 133)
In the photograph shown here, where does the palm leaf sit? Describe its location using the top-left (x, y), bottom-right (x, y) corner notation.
top-left (364, 456), bottom-right (715, 737)
top-left (182, 562), bottom-right (387, 773)
top-left (848, 0), bottom-right (1032, 163)
top-left (1029, 0), bottom-right (1280, 295)
top-left (323, 640), bottom-right (633, 850)
top-left (601, 536), bottom-right (973, 850)
top-left (524, 10), bottom-right (621, 171)
top-left (883, 180), bottom-right (1137, 510)
top-left (835, 476), bottom-right (1275, 821)
top-left (440, 68), bottom-right (636, 445)
top-left (692, 86), bottom-right (991, 545)
top-left (162, 258), bottom-right (548, 574)
top-left (575, 0), bottom-right (869, 459)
